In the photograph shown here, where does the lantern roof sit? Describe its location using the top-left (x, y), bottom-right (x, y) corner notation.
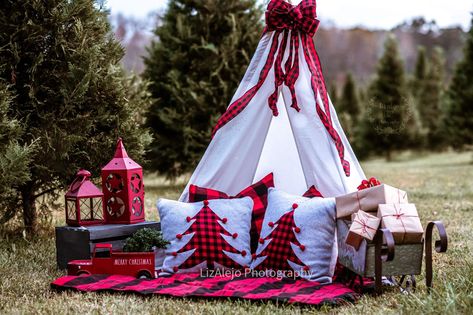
top-left (102, 138), bottom-right (142, 171)
top-left (66, 170), bottom-right (103, 198)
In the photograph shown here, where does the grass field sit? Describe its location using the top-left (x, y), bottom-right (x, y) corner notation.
top-left (1, 152), bottom-right (472, 314)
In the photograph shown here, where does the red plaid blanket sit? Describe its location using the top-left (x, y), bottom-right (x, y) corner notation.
top-left (51, 273), bottom-right (358, 306)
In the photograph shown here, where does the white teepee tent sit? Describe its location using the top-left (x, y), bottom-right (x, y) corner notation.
top-left (180, 0), bottom-right (365, 202)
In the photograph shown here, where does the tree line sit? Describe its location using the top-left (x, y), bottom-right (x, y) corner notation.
top-left (144, 0), bottom-right (473, 173)
top-left (0, 0), bottom-right (471, 234)
top-left (334, 38), bottom-right (451, 160)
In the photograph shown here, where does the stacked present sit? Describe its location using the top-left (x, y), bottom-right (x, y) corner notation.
top-left (336, 178), bottom-right (423, 250)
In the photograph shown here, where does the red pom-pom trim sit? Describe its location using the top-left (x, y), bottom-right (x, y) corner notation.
top-left (186, 216), bottom-right (192, 222)
top-left (176, 234), bottom-right (183, 240)
top-left (252, 253), bottom-right (257, 259)
top-left (292, 203), bottom-right (298, 209)
top-left (222, 218), bottom-right (228, 224)
top-left (232, 233), bottom-right (238, 239)
top-left (294, 227), bottom-right (301, 233)
top-left (268, 221), bottom-right (274, 228)
top-left (172, 252), bottom-right (177, 257)
top-left (173, 266), bottom-right (179, 272)
top-left (303, 266), bottom-right (310, 271)
top-left (259, 238), bottom-right (265, 244)
top-left (203, 200), bottom-right (209, 206)
top-left (299, 244), bottom-right (306, 251)
top-left (241, 250), bottom-right (247, 257)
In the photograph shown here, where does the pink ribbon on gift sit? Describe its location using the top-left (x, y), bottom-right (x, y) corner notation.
top-left (397, 189), bottom-right (408, 203)
top-left (353, 217), bottom-right (378, 240)
top-left (382, 204), bottom-right (418, 243)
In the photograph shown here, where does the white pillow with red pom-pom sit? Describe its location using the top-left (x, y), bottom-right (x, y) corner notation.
top-left (250, 188), bottom-right (337, 283)
top-left (157, 197), bottom-right (253, 275)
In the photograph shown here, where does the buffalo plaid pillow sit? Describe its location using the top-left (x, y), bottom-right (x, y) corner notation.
top-left (189, 173), bottom-right (274, 251)
top-left (157, 198), bottom-right (253, 274)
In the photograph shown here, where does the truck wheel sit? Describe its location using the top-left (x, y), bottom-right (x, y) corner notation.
top-left (137, 270), bottom-right (152, 279)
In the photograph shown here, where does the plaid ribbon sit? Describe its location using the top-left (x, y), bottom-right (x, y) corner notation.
top-left (211, 0), bottom-right (350, 176)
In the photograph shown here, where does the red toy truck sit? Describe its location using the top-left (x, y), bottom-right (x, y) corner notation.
top-left (67, 244), bottom-right (156, 279)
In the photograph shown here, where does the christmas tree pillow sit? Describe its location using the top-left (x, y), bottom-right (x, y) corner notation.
top-left (157, 197), bottom-right (253, 274)
top-left (251, 188), bottom-right (336, 283)
top-left (188, 173), bottom-right (274, 250)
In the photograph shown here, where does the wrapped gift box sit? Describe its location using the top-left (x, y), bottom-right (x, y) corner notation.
top-left (345, 210), bottom-right (381, 250)
top-left (378, 203), bottom-right (423, 244)
top-left (336, 184), bottom-right (408, 219)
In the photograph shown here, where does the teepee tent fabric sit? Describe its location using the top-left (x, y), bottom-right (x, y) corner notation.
top-left (180, 0), bottom-right (365, 202)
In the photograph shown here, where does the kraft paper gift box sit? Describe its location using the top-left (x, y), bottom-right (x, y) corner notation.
top-left (335, 184), bottom-right (408, 219)
top-left (345, 210), bottom-right (381, 250)
top-left (378, 204), bottom-right (423, 244)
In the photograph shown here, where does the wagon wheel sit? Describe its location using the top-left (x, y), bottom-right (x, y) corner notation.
top-left (77, 271), bottom-right (90, 277)
top-left (137, 270), bottom-right (152, 279)
top-left (392, 275), bottom-right (417, 294)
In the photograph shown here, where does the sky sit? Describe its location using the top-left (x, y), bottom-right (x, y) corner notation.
top-left (105, 0), bottom-right (472, 30)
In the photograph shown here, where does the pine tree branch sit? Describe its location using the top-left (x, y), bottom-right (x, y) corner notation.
top-left (33, 187), bottom-right (59, 199)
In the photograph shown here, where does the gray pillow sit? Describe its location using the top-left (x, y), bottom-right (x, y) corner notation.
top-left (250, 188), bottom-right (337, 283)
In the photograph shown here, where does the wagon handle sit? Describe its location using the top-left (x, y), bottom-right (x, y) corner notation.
top-left (425, 221), bottom-right (448, 293)
top-left (374, 228), bottom-right (395, 295)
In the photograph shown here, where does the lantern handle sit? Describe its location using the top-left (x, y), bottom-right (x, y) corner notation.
top-left (68, 169), bottom-right (91, 193)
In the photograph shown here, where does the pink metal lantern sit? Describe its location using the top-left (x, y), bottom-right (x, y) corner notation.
top-left (65, 169), bottom-right (104, 226)
top-left (101, 138), bottom-right (145, 224)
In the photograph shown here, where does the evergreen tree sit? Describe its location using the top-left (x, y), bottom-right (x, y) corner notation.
top-left (412, 46), bottom-right (428, 97)
top-left (357, 35), bottom-right (412, 160)
top-left (144, 0), bottom-right (263, 178)
top-left (337, 73), bottom-right (360, 143)
top-left (329, 82), bottom-right (339, 106)
top-left (418, 47), bottom-right (446, 148)
top-left (0, 0), bottom-right (151, 234)
top-left (338, 73), bottom-right (360, 118)
top-left (444, 15), bottom-right (473, 149)
top-left (0, 81), bottom-right (35, 225)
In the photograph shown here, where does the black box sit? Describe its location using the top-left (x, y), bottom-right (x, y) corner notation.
top-left (55, 221), bottom-right (161, 269)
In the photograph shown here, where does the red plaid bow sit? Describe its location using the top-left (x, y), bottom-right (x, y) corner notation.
top-left (265, 0), bottom-right (320, 37)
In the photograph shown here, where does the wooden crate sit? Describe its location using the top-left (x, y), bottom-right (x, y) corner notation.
top-left (337, 219), bottom-right (423, 277)
top-left (55, 221), bottom-right (161, 269)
